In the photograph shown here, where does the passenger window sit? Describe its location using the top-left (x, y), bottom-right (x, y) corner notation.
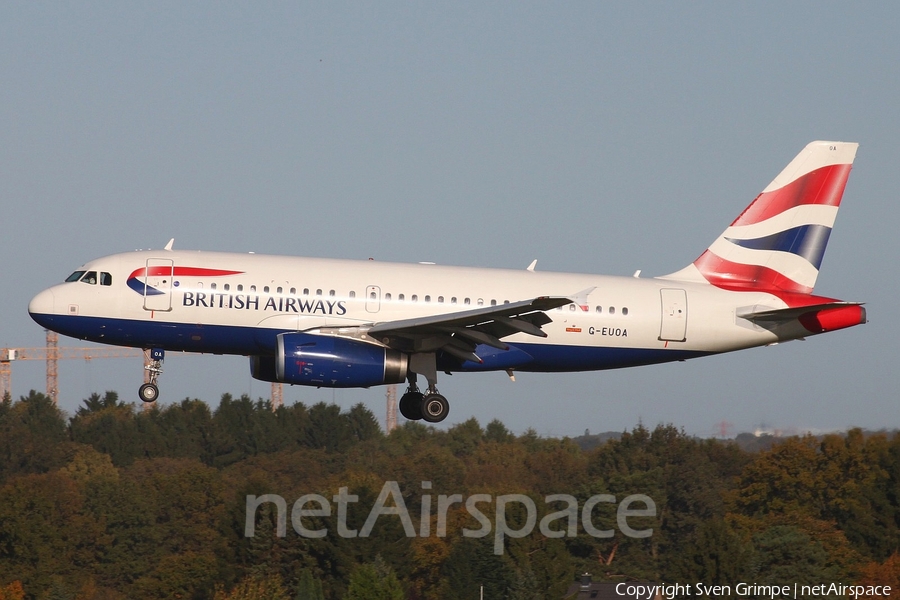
top-left (316, 289), bottom-right (322, 296)
top-left (238, 285), bottom-right (244, 292)
top-left (303, 288), bottom-right (309, 295)
top-left (569, 304), bottom-right (576, 312)
top-left (250, 285), bottom-right (256, 292)
top-left (477, 298), bottom-right (484, 306)
top-left (622, 307), bottom-right (629, 316)
top-left (609, 307), bottom-right (616, 315)
top-left (81, 271), bottom-right (98, 285)
top-left (329, 290), bottom-right (335, 297)
top-left (277, 287), bottom-right (283, 294)
top-left (595, 306), bottom-right (603, 313)
top-left (264, 286), bottom-right (270, 293)
top-left (224, 284), bottom-right (230, 291)
top-left (349, 291), bottom-right (356, 298)
top-left (370, 291), bottom-right (377, 300)
top-left (66, 271), bottom-right (86, 283)
top-left (100, 272), bottom-right (112, 286)
top-left (290, 287), bottom-right (296, 294)
top-left (464, 298), bottom-right (470, 305)
top-left (425, 295), bottom-right (431, 302)
top-left (491, 300), bottom-right (497, 306)
top-left (438, 296), bottom-right (444, 303)
top-left (450, 297), bottom-right (456, 304)
top-left (399, 294), bottom-right (405, 301)
top-left (385, 293), bottom-right (392, 301)
top-left (412, 295), bottom-right (418, 302)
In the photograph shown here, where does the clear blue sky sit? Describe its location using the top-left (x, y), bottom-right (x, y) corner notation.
top-left (2, 2), bottom-right (896, 437)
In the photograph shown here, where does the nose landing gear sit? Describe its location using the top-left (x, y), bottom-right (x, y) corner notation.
top-left (139, 348), bottom-right (164, 403)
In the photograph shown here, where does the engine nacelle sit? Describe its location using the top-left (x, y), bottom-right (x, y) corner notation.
top-left (249, 355), bottom-right (279, 383)
top-left (253, 333), bottom-right (408, 388)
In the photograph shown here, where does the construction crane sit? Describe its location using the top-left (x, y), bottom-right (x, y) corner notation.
top-left (2, 330), bottom-right (285, 409)
top-left (271, 381), bottom-right (283, 409)
top-left (1, 331), bottom-right (145, 403)
top-left (385, 384), bottom-right (397, 433)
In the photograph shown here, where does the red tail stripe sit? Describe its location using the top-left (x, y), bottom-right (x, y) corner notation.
top-left (693, 250), bottom-right (812, 295)
top-left (731, 163), bottom-right (852, 227)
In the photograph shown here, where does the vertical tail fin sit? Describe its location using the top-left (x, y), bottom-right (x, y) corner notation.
top-left (662, 141), bottom-right (858, 294)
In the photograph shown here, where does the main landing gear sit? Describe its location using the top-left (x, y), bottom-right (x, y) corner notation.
top-left (398, 369), bottom-right (450, 423)
top-left (138, 348), bottom-right (165, 403)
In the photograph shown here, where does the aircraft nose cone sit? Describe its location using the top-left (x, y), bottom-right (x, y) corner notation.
top-left (28, 288), bottom-right (56, 326)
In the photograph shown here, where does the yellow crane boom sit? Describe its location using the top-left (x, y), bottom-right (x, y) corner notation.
top-left (1, 330), bottom-right (284, 408)
top-left (1, 331), bottom-right (144, 403)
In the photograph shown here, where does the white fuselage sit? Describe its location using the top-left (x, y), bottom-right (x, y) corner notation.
top-left (29, 249), bottom-right (793, 373)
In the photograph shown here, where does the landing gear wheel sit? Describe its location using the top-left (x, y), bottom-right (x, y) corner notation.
top-left (420, 393), bottom-right (449, 423)
top-left (138, 383), bottom-right (159, 403)
top-left (399, 391), bottom-right (424, 420)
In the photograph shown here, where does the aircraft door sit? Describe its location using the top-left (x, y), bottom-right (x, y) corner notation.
top-left (143, 258), bottom-right (174, 312)
top-left (366, 285), bottom-right (381, 313)
top-left (659, 288), bottom-right (687, 342)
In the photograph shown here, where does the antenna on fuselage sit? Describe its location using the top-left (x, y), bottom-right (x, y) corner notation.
top-left (164, 238), bottom-right (175, 251)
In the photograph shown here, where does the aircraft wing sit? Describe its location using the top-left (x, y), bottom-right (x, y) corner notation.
top-left (366, 296), bottom-right (572, 363)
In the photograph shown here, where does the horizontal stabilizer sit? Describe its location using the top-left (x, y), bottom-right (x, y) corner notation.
top-left (739, 302), bottom-right (866, 335)
top-left (738, 302), bottom-right (864, 323)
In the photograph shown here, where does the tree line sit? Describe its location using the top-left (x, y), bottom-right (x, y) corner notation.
top-left (0, 390), bottom-right (899, 599)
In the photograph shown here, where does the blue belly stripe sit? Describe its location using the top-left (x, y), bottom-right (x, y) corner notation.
top-left (29, 313), bottom-right (709, 373)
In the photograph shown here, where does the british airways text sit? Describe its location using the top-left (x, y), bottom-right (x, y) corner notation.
top-left (182, 292), bottom-right (347, 315)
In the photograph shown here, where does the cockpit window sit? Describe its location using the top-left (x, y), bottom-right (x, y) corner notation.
top-left (80, 271), bottom-right (98, 285)
top-left (66, 271), bottom-right (86, 283)
top-left (100, 272), bottom-right (112, 286)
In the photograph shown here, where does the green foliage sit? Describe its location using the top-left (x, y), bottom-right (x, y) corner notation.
top-left (750, 525), bottom-right (838, 584)
top-left (0, 390), bottom-right (70, 481)
top-left (0, 392), bottom-right (897, 598)
top-left (345, 557), bottom-right (404, 600)
top-left (215, 574), bottom-right (291, 600)
top-left (293, 569), bottom-right (324, 600)
top-left (0, 471), bottom-right (102, 592)
top-left (441, 537), bottom-right (513, 600)
top-left (485, 419), bottom-right (514, 443)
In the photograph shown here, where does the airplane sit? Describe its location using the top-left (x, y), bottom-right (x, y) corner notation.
top-left (28, 141), bottom-right (865, 423)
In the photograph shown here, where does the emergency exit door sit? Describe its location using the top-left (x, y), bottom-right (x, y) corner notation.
top-left (659, 288), bottom-right (687, 342)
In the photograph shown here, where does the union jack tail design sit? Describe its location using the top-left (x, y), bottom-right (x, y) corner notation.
top-left (665, 141), bottom-right (858, 294)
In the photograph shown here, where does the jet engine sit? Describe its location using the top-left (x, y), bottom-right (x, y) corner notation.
top-left (250, 333), bottom-right (408, 388)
